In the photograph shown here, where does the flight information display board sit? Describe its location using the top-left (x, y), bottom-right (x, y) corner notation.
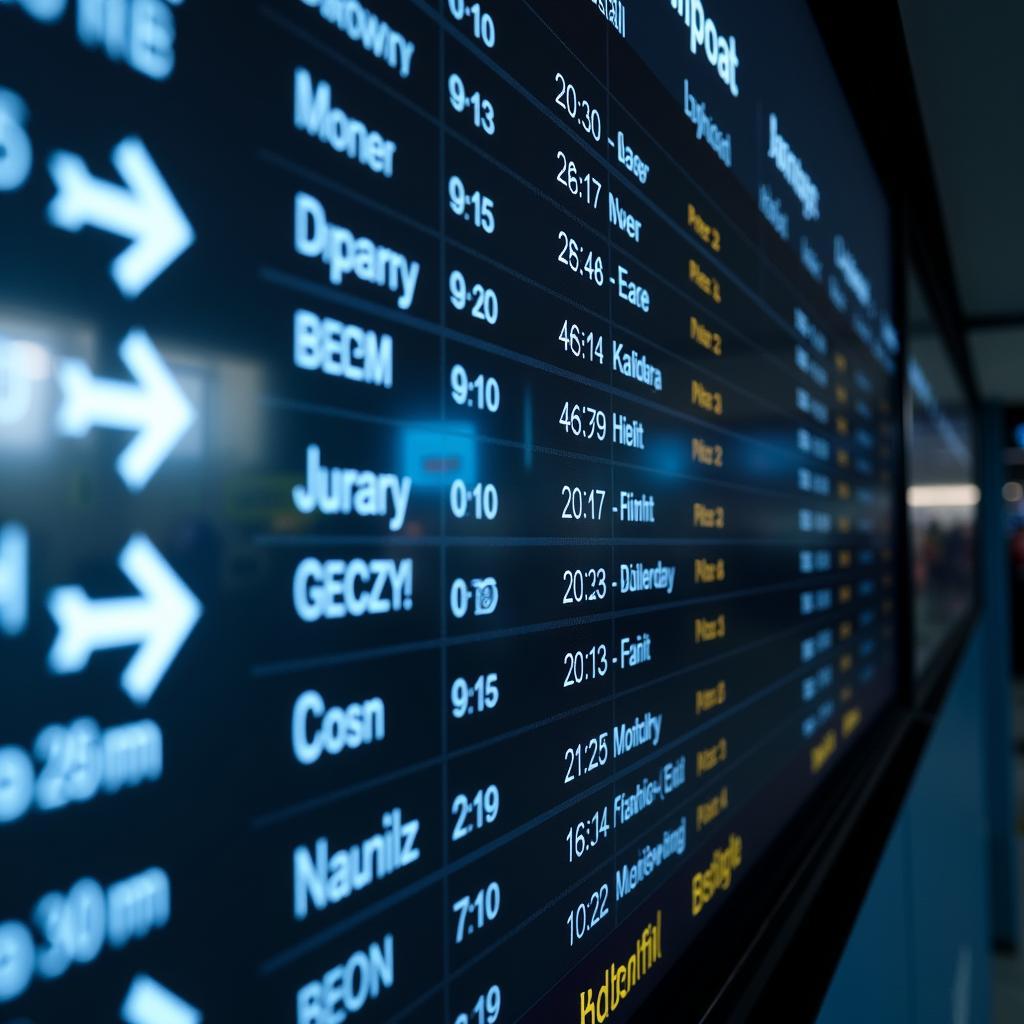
top-left (0, 1), bottom-right (900, 1020)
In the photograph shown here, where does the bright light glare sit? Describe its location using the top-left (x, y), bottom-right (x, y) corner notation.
top-left (10, 340), bottom-right (51, 380)
top-left (906, 484), bottom-right (981, 508)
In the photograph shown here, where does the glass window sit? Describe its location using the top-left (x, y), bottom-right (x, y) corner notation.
top-left (906, 268), bottom-right (977, 677)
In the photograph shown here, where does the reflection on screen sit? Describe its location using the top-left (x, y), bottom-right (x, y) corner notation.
top-left (906, 269), bottom-right (977, 678)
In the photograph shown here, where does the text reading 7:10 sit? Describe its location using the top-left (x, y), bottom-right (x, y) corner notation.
top-left (453, 882), bottom-right (501, 944)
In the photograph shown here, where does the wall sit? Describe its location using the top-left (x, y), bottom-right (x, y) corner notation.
top-left (818, 405), bottom-right (1022, 1021)
top-left (817, 626), bottom-right (991, 1024)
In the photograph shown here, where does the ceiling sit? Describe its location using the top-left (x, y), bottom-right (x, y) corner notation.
top-left (899, 0), bottom-right (1024, 403)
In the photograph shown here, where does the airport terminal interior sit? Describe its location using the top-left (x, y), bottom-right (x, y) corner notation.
top-left (1, 0), bottom-right (1023, 1021)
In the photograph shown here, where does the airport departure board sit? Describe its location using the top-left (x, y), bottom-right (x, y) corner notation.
top-left (0, 1), bottom-right (901, 1020)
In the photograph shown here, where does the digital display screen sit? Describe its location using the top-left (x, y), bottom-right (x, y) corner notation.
top-left (0, 1), bottom-right (900, 1020)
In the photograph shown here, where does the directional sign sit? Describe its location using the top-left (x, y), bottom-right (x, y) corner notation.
top-left (0, 522), bottom-right (28, 637)
top-left (47, 534), bottom-right (202, 706)
top-left (0, 0), bottom-right (67, 25)
top-left (0, 88), bottom-right (32, 192)
top-left (121, 974), bottom-right (202, 1024)
top-left (57, 329), bottom-right (195, 492)
top-left (47, 135), bottom-right (194, 298)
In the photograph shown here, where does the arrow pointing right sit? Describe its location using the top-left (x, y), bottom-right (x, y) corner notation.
top-left (47, 534), bottom-right (202, 706)
top-left (0, 88), bottom-right (32, 192)
top-left (47, 136), bottom-right (194, 299)
top-left (57, 329), bottom-right (195, 492)
top-left (121, 974), bottom-right (202, 1024)
top-left (0, 522), bottom-right (28, 637)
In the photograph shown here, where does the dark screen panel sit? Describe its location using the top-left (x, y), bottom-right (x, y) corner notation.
top-left (0, 1), bottom-right (899, 1020)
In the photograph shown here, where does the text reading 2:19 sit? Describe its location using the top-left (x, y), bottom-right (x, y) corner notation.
top-left (452, 784), bottom-right (500, 840)
top-left (454, 985), bottom-right (502, 1024)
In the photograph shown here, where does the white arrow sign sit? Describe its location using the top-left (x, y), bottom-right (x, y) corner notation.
top-left (47, 534), bottom-right (202, 706)
top-left (0, 522), bottom-right (28, 637)
top-left (57, 329), bottom-right (194, 492)
top-left (47, 135), bottom-right (194, 298)
top-left (0, 88), bottom-right (33, 192)
top-left (121, 974), bottom-right (202, 1024)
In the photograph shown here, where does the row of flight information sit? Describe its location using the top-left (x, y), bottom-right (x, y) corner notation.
top-left (0, 0), bottom-right (900, 1020)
